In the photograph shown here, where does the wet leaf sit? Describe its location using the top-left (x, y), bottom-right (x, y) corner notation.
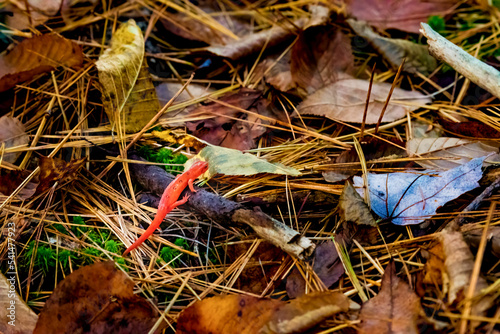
top-left (296, 78), bottom-right (431, 124)
top-left (36, 156), bottom-right (86, 195)
top-left (0, 273), bottom-right (38, 334)
top-left (348, 19), bottom-right (437, 75)
top-left (353, 157), bottom-right (485, 225)
top-left (34, 261), bottom-right (162, 334)
top-left (0, 34), bottom-right (83, 92)
top-left (291, 24), bottom-right (354, 94)
top-left (194, 145), bottom-right (301, 176)
top-left (177, 291), bottom-right (350, 334)
top-left (339, 181), bottom-right (376, 226)
top-left (0, 116), bottom-right (29, 163)
top-left (95, 19), bottom-right (159, 133)
top-left (346, 0), bottom-right (456, 33)
top-left (359, 261), bottom-right (425, 334)
top-left (407, 137), bottom-right (500, 169)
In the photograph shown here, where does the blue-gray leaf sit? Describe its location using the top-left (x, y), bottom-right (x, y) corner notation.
top-left (353, 157), bottom-right (485, 225)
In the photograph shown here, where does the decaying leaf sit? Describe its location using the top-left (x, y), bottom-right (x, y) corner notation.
top-left (348, 19), bottom-right (437, 75)
top-left (0, 34), bottom-right (83, 92)
top-left (36, 156), bottom-right (86, 195)
top-left (353, 157), bottom-right (485, 225)
top-left (177, 291), bottom-right (350, 334)
top-left (296, 78), bottom-right (431, 124)
top-left (95, 19), bottom-right (159, 133)
top-left (0, 116), bottom-right (29, 163)
top-left (407, 137), bottom-right (500, 169)
top-left (291, 25), bottom-right (354, 94)
top-left (359, 261), bottom-right (425, 334)
top-left (339, 181), bottom-right (376, 226)
top-left (346, 0), bottom-right (456, 33)
top-left (0, 170), bottom-right (38, 200)
top-left (34, 261), bottom-right (162, 333)
top-left (0, 273), bottom-right (38, 334)
top-left (194, 145), bottom-right (301, 176)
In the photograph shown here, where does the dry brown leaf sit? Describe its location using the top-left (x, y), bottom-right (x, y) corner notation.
top-left (0, 34), bottom-right (83, 92)
top-left (0, 170), bottom-right (38, 200)
top-left (439, 230), bottom-right (493, 314)
top-left (5, 0), bottom-right (62, 30)
top-left (0, 273), bottom-right (38, 334)
top-left (339, 181), bottom-right (376, 226)
top-left (291, 25), bottom-right (354, 94)
top-left (177, 291), bottom-right (350, 334)
top-left (186, 88), bottom-right (275, 150)
top-left (348, 19), bottom-right (437, 75)
top-left (36, 156), bottom-right (86, 195)
top-left (226, 241), bottom-right (284, 294)
top-left (203, 5), bottom-right (330, 60)
top-left (254, 52), bottom-right (296, 92)
top-left (286, 240), bottom-right (345, 298)
top-left (296, 78), bottom-right (431, 124)
top-left (0, 116), bottom-right (29, 163)
top-left (346, 0), bottom-right (456, 33)
top-left (407, 137), bottom-right (500, 169)
top-left (34, 261), bottom-right (162, 334)
top-left (359, 261), bottom-right (425, 334)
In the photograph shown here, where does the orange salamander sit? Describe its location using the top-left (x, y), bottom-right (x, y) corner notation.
top-left (123, 161), bottom-right (208, 256)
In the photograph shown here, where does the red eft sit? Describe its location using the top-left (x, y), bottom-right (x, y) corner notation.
top-left (123, 161), bottom-right (209, 256)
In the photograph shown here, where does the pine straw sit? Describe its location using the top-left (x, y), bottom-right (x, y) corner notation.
top-left (1, 1), bottom-right (500, 332)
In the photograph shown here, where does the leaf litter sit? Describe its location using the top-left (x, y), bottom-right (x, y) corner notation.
top-left (2, 1), bottom-right (500, 333)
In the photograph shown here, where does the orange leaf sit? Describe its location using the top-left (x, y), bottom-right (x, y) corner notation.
top-left (0, 34), bottom-right (83, 92)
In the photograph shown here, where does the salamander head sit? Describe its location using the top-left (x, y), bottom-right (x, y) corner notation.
top-left (189, 160), bottom-right (209, 175)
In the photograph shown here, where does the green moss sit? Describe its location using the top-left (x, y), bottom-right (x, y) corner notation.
top-left (139, 146), bottom-right (188, 174)
top-left (427, 15), bottom-right (445, 32)
top-left (158, 238), bottom-right (190, 267)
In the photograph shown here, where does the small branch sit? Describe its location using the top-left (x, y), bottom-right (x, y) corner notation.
top-left (420, 23), bottom-right (500, 99)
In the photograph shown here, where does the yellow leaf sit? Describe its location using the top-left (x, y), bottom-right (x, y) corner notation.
top-left (95, 20), bottom-right (159, 133)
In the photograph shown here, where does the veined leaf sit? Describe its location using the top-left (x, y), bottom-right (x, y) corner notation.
top-left (193, 145), bottom-right (301, 176)
top-left (353, 157), bottom-right (485, 225)
top-left (296, 78), bottom-right (431, 124)
top-left (95, 20), bottom-right (159, 133)
top-left (407, 137), bottom-right (500, 169)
